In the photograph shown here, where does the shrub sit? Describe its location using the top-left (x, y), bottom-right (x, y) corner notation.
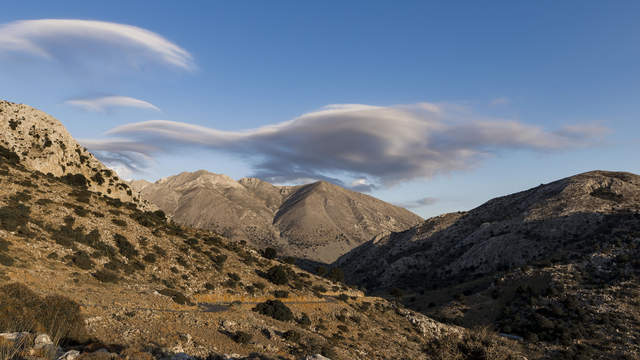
top-left (60, 173), bottom-right (88, 188)
top-left (263, 247), bottom-right (277, 260)
top-left (312, 285), bottom-right (327, 293)
top-left (228, 272), bottom-right (241, 281)
top-left (253, 300), bottom-right (294, 321)
top-left (111, 218), bottom-right (127, 227)
top-left (92, 269), bottom-right (120, 283)
top-left (0, 283), bottom-right (87, 344)
top-left (253, 281), bottom-right (266, 290)
top-left (70, 251), bottom-right (94, 270)
top-left (142, 253), bottom-right (157, 263)
top-left (337, 294), bottom-right (349, 302)
top-left (423, 327), bottom-right (519, 360)
top-left (0, 203), bottom-right (30, 232)
top-left (265, 265), bottom-right (289, 285)
top-left (158, 288), bottom-right (193, 306)
top-left (283, 330), bottom-right (301, 342)
top-left (232, 331), bottom-right (252, 344)
top-left (0, 253), bottom-right (14, 266)
top-left (273, 290), bottom-right (289, 298)
top-left (297, 313), bottom-right (312, 327)
top-left (114, 234), bottom-right (138, 258)
top-left (327, 267), bottom-right (345, 282)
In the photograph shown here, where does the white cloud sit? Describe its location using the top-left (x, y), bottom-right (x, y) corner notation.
top-left (0, 19), bottom-right (194, 70)
top-left (65, 96), bottom-right (160, 112)
top-left (85, 102), bottom-right (608, 189)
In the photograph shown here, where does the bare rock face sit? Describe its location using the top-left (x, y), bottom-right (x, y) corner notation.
top-left (132, 171), bottom-right (423, 263)
top-left (336, 170), bottom-right (640, 290)
top-left (0, 100), bottom-right (149, 209)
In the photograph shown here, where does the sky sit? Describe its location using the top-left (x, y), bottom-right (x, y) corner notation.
top-left (1, 1), bottom-right (639, 218)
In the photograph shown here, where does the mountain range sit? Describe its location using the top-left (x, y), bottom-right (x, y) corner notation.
top-left (130, 172), bottom-right (422, 263)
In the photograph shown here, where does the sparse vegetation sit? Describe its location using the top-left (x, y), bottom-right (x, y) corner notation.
top-left (253, 299), bottom-right (294, 321)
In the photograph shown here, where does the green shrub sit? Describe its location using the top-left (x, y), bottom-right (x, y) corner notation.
top-left (297, 313), bottom-right (312, 327)
top-left (70, 251), bottom-right (94, 270)
top-left (253, 281), bottom-right (266, 290)
top-left (265, 265), bottom-right (289, 285)
top-left (60, 173), bottom-right (88, 188)
top-left (312, 285), bottom-right (327, 293)
top-left (228, 272), bottom-right (241, 281)
top-left (111, 218), bottom-right (127, 227)
top-left (0, 253), bottom-right (14, 266)
top-left (423, 327), bottom-right (518, 360)
top-left (253, 299), bottom-right (293, 321)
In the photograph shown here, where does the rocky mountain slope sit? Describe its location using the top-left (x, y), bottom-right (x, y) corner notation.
top-left (0, 101), bottom-right (150, 210)
top-left (0, 101), bottom-right (526, 359)
top-left (131, 171), bottom-right (422, 263)
top-left (337, 170), bottom-right (640, 358)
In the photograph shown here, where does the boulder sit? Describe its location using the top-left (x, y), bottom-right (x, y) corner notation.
top-left (34, 333), bottom-right (54, 349)
top-left (58, 350), bottom-right (80, 360)
top-left (303, 355), bottom-right (332, 360)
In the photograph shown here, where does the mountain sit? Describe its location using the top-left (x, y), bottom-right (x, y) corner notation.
top-left (0, 100), bottom-right (526, 360)
top-left (0, 100), bottom-right (150, 209)
top-left (337, 170), bottom-right (640, 358)
top-left (131, 171), bottom-right (423, 263)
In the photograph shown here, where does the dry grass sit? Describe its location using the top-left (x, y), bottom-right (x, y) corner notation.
top-left (423, 327), bottom-right (522, 360)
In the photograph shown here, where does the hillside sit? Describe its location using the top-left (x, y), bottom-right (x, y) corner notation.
top-left (0, 100), bottom-right (150, 209)
top-left (0, 100), bottom-right (526, 360)
top-left (337, 170), bottom-right (640, 358)
top-left (131, 171), bottom-right (422, 263)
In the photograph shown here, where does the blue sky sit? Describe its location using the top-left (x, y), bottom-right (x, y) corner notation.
top-left (1, 1), bottom-right (638, 218)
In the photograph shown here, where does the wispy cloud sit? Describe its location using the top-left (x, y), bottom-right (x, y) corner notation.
top-left (65, 96), bottom-right (160, 112)
top-left (84, 102), bottom-right (608, 189)
top-left (0, 19), bottom-right (194, 70)
top-left (396, 197), bottom-right (439, 209)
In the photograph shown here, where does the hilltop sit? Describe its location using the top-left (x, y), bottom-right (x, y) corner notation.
top-left (131, 171), bottom-right (422, 263)
top-left (337, 170), bottom-right (640, 358)
top-left (0, 100), bottom-right (150, 209)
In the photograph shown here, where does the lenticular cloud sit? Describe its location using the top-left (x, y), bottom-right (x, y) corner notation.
top-left (0, 19), bottom-right (194, 70)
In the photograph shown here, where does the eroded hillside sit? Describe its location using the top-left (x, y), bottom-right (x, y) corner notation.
top-left (337, 170), bottom-right (640, 358)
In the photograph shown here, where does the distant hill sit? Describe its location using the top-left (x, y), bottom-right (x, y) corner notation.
top-left (337, 170), bottom-right (640, 357)
top-left (131, 171), bottom-right (422, 263)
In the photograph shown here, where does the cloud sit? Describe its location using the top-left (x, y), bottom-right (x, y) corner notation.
top-left (396, 197), bottom-right (439, 209)
top-left (84, 102), bottom-right (608, 189)
top-left (65, 96), bottom-right (160, 112)
top-left (490, 97), bottom-right (510, 106)
top-left (79, 138), bottom-right (156, 177)
top-left (0, 19), bottom-right (194, 70)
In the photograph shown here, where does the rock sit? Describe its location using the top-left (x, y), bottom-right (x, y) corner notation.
top-left (0, 332), bottom-right (29, 341)
top-left (221, 320), bottom-right (236, 330)
top-left (34, 333), bottom-right (53, 349)
top-left (223, 355), bottom-right (242, 360)
top-left (303, 355), bottom-right (332, 360)
top-left (58, 350), bottom-right (80, 360)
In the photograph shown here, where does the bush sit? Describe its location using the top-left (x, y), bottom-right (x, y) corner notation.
top-left (253, 300), bottom-right (294, 321)
top-left (228, 272), bottom-right (241, 281)
top-left (111, 218), bottom-right (127, 227)
top-left (92, 269), bottom-right (120, 283)
top-left (265, 265), bottom-right (289, 285)
top-left (70, 251), bottom-right (94, 270)
top-left (0, 203), bottom-right (30, 232)
top-left (423, 327), bottom-right (519, 360)
top-left (312, 285), bottom-right (327, 293)
top-left (0, 283), bottom-right (87, 344)
top-left (263, 247), bottom-right (277, 260)
top-left (232, 331), bottom-right (252, 344)
top-left (283, 330), bottom-right (301, 342)
top-left (158, 288), bottom-right (193, 306)
top-left (114, 234), bottom-right (138, 258)
top-left (60, 173), bottom-right (88, 188)
top-left (297, 313), bottom-right (312, 327)
top-left (142, 253), bottom-right (157, 263)
top-left (273, 290), bottom-right (289, 298)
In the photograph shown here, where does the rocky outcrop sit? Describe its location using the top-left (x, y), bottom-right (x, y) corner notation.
top-left (0, 100), bottom-right (150, 209)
